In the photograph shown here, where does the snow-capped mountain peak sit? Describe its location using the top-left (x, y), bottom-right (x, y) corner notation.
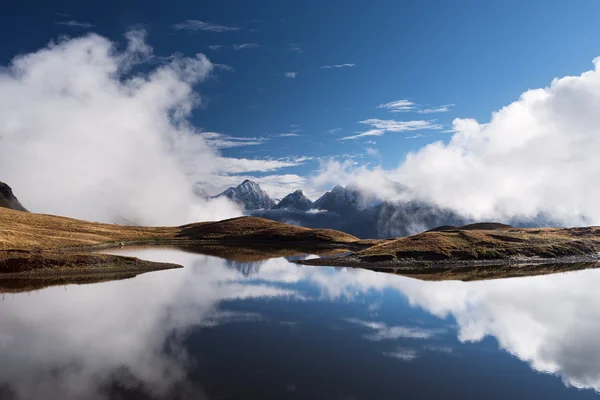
top-left (215, 180), bottom-right (276, 210)
top-left (275, 189), bottom-right (313, 211)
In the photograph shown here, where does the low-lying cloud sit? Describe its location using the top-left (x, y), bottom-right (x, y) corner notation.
top-left (319, 57), bottom-right (600, 225)
top-left (0, 30), bottom-right (241, 225)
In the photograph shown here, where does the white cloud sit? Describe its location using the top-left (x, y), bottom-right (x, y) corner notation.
top-left (284, 72), bottom-right (296, 79)
top-left (208, 45), bottom-right (222, 50)
top-left (391, 57), bottom-right (600, 224)
top-left (172, 20), bottom-right (240, 32)
top-left (0, 30), bottom-right (241, 225)
top-left (343, 318), bottom-right (446, 341)
top-left (288, 44), bottom-right (302, 53)
top-left (212, 156), bottom-right (311, 174)
top-left (378, 99), bottom-right (454, 114)
top-left (365, 147), bottom-right (380, 157)
top-left (378, 99), bottom-right (416, 112)
top-left (384, 348), bottom-right (419, 362)
top-left (233, 43), bottom-right (259, 50)
top-left (405, 134), bottom-right (425, 139)
top-left (417, 104), bottom-right (454, 114)
top-left (277, 133), bottom-right (301, 137)
top-left (321, 63), bottom-right (355, 69)
top-left (200, 132), bottom-right (266, 149)
top-left (55, 20), bottom-right (94, 28)
top-left (326, 128), bottom-right (342, 134)
top-left (213, 63), bottom-right (235, 72)
top-left (340, 119), bottom-right (443, 140)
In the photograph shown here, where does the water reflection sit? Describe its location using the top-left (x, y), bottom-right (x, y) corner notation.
top-left (1, 248), bottom-right (599, 399)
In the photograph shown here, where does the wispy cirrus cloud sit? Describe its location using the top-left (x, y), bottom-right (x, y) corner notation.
top-left (284, 72), bottom-right (296, 79)
top-left (214, 156), bottom-right (312, 174)
top-left (209, 43), bottom-right (260, 51)
top-left (378, 99), bottom-right (454, 114)
top-left (233, 43), bottom-right (259, 50)
top-left (343, 318), bottom-right (447, 341)
top-left (200, 132), bottom-right (267, 149)
top-left (172, 20), bottom-right (240, 32)
top-left (417, 104), bottom-right (454, 114)
top-left (277, 133), bottom-right (301, 137)
top-left (340, 118), bottom-right (443, 140)
top-left (321, 63), bottom-right (355, 69)
top-left (56, 20), bottom-right (94, 28)
top-left (287, 44), bottom-right (302, 53)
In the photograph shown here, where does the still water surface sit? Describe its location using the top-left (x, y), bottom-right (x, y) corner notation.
top-left (1, 247), bottom-right (600, 399)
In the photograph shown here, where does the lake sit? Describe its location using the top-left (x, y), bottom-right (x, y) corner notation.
top-left (1, 247), bottom-right (599, 399)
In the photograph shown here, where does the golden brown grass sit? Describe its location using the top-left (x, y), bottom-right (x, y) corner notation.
top-left (179, 216), bottom-right (359, 244)
top-left (356, 227), bottom-right (600, 261)
top-left (0, 209), bottom-right (359, 251)
top-left (0, 207), bottom-right (177, 250)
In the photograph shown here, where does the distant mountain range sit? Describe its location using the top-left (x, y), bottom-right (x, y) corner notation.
top-left (204, 179), bottom-right (565, 239)
top-left (203, 179), bottom-right (468, 238)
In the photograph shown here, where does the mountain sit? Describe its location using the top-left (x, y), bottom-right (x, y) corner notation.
top-left (194, 186), bottom-right (210, 201)
top-left (312, 185), bottom-right (361, 214)
top-left (0, 181), bottom-right (27, 212)
top-left (274, 190), bottom-right (313, 211)
top-left (252, 183), bottom-right (469, 238)
top-left (215, 180), bottom-right (276, 210)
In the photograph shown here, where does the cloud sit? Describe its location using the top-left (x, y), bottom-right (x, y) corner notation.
top-left (172, 20), bottom-right (240, 32)
top-left (208, 45), bottom-right (222, 50)
top-left (340, 119), bottom-right (443, 140)
top-left (212, 156), bottom-right (311, 174)
top-left (287, 44), bottom-right (302, 53)
top-left (378, 99), bottom-right (454, 114)
top-left (213, 63), bottom-right (235, 72)
top-left (277, 133), bottom-right (301, 137)
top-left (343, 318), bottom-right (447, 341)
top-left (321, 63), bottom-right (355, 69)
top-left (365, 147), bottom-right (380, 157)
top-left (378, 99), bottom-right (416, 112)
top-left (384, 348), bottom-right (419, 361)
top-left (388, 57), bottom-right (600, 224)
top-left (0, 30), bottom-right (241, 225)
top-left (55, 20), bottom-right (94, 28)
top-left (200, 132), bottom-right (266, 149)
top-left (405, 134), bottom-right (425, 139)
top-left (284, 72), bottom-right (296, 79)
top-left (417, 104), bottom-right (454, 114)
top-left (233, 43), bottom-right (259, 50)
top-left (326, 128), bottom-right (342, 134)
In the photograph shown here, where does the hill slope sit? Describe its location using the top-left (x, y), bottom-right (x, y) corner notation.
top-left (0, 182), bottom-right (27, 212)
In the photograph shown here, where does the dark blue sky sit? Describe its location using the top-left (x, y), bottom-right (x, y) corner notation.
top-left (3, 0), bottom-right (600, 192)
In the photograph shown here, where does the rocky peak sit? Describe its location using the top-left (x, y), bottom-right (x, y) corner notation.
top-left (275, 189), bottom-right (313, 211)
top-left (0, 181), bottom-right (28, 212)
top-left (215, 180), bottom-right (276, 210)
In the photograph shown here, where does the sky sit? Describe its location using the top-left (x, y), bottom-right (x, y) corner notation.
top-left (2, 0), bottom-right (600, 224)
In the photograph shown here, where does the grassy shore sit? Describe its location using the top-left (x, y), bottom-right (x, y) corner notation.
top-left (298, 226), bottom-right (600, 280)
top-left (0, 207), bottom-right (364, 291)
top-left (4, 205), bottom-right (600, 286)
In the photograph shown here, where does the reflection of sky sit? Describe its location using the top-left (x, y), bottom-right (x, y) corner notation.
top-left (0, 248), bottom-right (599, 399)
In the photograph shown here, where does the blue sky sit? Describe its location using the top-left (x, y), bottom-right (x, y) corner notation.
top-left (3, 0), bottom-right (600, 198)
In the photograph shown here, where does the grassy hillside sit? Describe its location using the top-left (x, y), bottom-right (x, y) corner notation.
top-left (179, 216), bottom-right (359, 244)
top-left (357, 227), bottom-right (600, 261)
top-left (0, 208), bottom-right (364, 291)
top-left (298, 226), bottom-right (600, 280)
